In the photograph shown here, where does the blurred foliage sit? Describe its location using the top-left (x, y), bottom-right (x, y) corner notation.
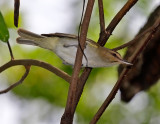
top-left (3, 10), bottom-right (21, 28)
top-left (0, 11), bottom-right (9, 42)
top-left (0, 0), bottom-right (160, 124)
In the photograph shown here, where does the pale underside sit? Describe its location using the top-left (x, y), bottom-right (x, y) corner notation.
top-left (54, 38), bottom-right (116, 67)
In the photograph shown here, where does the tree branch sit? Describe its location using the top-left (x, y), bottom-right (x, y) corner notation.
top-left (0, 59), bottom-right (71, 83)
top-left (90, 18), bottom-right (160, 124)
top-left (98, 0), bottom-right (138, 46)
top-left (112, 23), bottom-right (157, 51)
top-left (7, 41), bottom-right (14, 60)
top-left (14, 0), bottom-right (20, 27)
top-left (98, 0), bottom-right (105, 32)
top-left (62, 0), bottom-right (139, 123)
top-left (0, 65), bottom-right (30, 94)
top-left (61, 0), bottom-right (95, 123)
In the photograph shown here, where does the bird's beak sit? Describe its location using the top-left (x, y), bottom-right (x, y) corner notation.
top-left (119, 59), bottom-right (133, 66)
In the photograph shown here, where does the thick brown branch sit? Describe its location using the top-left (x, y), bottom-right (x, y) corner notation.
top-left (61, 0), bottom-right (95, 123)
top-left (90, 18), bottom-right (160, 124)
top-left (0, 59), bottom-right (71, 82)
top-left (0, 66), bottom-right (30, 94)
top-left (77, 67), bottom-right (92, 98)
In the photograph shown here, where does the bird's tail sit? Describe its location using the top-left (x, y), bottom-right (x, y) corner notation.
top-left (16, 28), bottom-right (45, 46)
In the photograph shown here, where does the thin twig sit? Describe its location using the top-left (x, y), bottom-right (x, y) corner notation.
top-left (7, 41), bottom-right (14, 60)
top-left (112, 24), bottom-right (157, 51)
top-left (0, 66), bottom-right (30, 94)
top-left (61, 0), bottom-right (95, 123)
top-left (14, 0), bottom-right (20, 27)
top-left (98, 0), bottom-right (105, 32)
top-left (77, 0), bottom-right (88, 66)
top-left (0, 59), bottom-right (71, 82)
top-left (90, 18), bottom-right (160, 124)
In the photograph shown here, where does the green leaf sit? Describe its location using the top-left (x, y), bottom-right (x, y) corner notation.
top-left (0, 11), bottom-right (9, 42)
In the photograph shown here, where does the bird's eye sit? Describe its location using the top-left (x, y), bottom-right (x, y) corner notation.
top-left (112, 53), bottom-right (117, 57)
top-left (110, 51), bottom-right (122, 59)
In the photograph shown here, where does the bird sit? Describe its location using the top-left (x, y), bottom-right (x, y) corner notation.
top-left (16, 28), bottom-right (132, 68)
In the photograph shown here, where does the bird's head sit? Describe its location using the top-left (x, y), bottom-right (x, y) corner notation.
top-left (99, 47), bottom-right (132, 66)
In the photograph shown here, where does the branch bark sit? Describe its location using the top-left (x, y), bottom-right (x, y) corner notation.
top-left (61, 0), bottom-right (95, 123)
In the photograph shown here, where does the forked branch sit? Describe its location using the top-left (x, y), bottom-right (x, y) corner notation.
top-left (0, 59), bottom-right (71, 83)
top-left (112, 23), bottom-right (159, 51)
top-left (0, 66), bottom-right (30, 94)
top-left (90, 18), bottom-right (160, 124)
top-left (98, 0), bottom-right (139, 46)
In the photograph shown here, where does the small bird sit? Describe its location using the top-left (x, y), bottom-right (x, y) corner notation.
top-left (16, 28), bottom-right (132, 68)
